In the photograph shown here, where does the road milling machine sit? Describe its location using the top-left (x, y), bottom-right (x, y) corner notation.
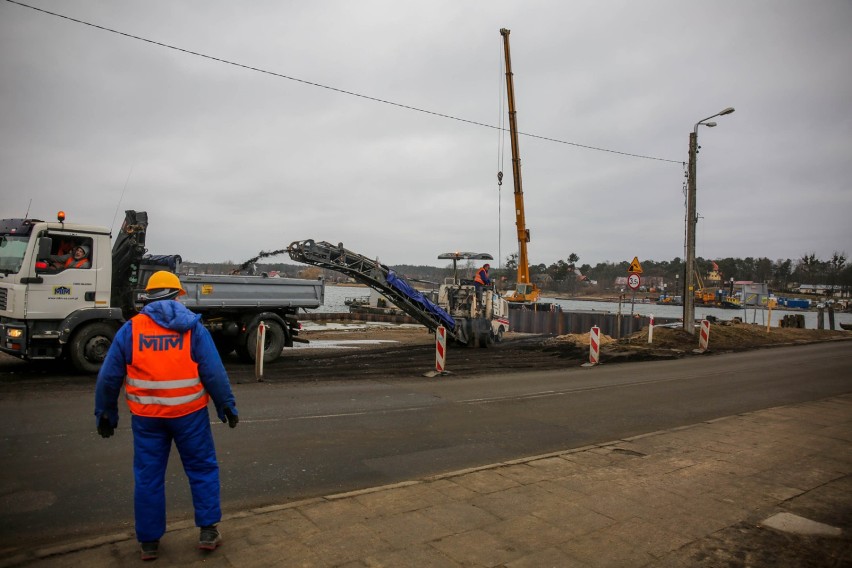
top-left (288, 240), bottom-right (509, 346)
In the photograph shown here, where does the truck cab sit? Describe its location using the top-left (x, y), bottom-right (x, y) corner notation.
top-left (0, 213), bottom-right (120, 371)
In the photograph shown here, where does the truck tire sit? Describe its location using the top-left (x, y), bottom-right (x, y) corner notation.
top-left (237, 321), bottom-right (286, 363)
top-left (69, 322), bottom-right (116, 374)
top-left (494, 326), bottom-right (504, 343)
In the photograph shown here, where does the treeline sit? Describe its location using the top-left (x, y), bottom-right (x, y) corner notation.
top-left (573, 253), bottom-right (849, 290)
top-left (183, 251), bottom-right (850, 295)
top-left (512, 251), bottom-right (850, 294)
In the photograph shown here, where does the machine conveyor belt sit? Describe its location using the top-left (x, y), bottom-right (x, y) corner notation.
top-left (287, 239), bottom-right (456, 336)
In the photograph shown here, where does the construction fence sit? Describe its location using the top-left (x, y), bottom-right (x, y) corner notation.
top-left (305, 310), bottom-right (680, 339)
top-left (509, 309), bottom-right (679, 339)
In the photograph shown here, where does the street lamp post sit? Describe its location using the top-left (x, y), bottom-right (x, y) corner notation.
top-left (684, 107), bottom-right (735, 334)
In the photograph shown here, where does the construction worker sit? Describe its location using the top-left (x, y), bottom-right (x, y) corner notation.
top-left (474, 263), bottom-right (492, 307)
top-left (94, 271), bottom-right (239, 561)
top-left (49, 244), bottom-right (91, 269)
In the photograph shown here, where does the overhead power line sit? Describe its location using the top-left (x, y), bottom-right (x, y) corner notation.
top-left (6, 0), bottom-right (681, 164)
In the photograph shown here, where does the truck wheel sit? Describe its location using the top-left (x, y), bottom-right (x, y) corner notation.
top-left (494, 327), bottom-right (504, 343)
top-left (69, 322), bottom-right (115, 374)
top-left (238, 321), bottom-right (286, 363)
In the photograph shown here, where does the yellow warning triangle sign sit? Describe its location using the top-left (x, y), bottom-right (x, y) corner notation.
top-left (628, 257), bottom-right (643, 273)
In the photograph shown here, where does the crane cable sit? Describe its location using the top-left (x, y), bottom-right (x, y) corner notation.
top-left (496, 43), bottom-right (506, 270)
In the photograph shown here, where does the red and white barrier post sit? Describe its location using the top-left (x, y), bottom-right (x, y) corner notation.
top-left (698, 319), bottom-right (711, 352)
top-left (435, 325), bottom-right (447, 375)
top-left (255, 321), bottom-right (267, 381)
top-left (648, 314), bottom-right (655, 344)
top-left (583, 326), bottom-right (601, 367)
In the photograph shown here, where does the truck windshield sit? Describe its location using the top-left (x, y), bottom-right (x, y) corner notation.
top-left (0, 235), bottom-right (30, 275)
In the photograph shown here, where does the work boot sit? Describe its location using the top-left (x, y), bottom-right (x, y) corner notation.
top-left (140, 540), bottom-right (159, 561)
top-left (198, 525), bottom-right (221, 551)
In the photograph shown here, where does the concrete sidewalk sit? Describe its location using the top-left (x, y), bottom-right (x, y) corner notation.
top-left (9, 395), bottom-right (851, 567)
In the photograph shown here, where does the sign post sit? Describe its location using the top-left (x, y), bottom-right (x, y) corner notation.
top-left (435, 325), bottom-right (447, 374)
top-left (254, 321), bottom-right (267, 381)
top-left (582, 326), bottom-right (601, 367)
top-left (696, 319), bottom-right (711, 352)
top-left (424, 326), bottom-right (451, 377)
top-left (648, 313), bottom-right (655, 344)
top-left (627, 257), bottom-right (642, 317)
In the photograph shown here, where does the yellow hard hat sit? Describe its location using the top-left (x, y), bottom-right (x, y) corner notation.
top-left (145, 271), bottom-right (186, 296)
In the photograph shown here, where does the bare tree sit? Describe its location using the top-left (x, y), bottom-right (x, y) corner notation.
top-left (827, 251), bottom-right (847, 297)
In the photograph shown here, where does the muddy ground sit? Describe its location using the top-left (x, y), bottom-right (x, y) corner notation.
top-left (1, 321), bottom-right (848, 385)
top-left (222, 322), bottom-right (852, 384)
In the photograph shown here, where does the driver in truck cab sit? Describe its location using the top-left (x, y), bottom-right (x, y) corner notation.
top-left (49, 244), bottom-right (91, 270)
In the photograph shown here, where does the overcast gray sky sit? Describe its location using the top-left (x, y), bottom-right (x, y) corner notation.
top-left (2, 1), bottom-right (850, 268)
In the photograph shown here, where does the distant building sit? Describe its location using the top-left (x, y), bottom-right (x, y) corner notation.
top-left (795, 284), bottom-right (844, 295)
top-left (533, 274), bottom-right (554, 286)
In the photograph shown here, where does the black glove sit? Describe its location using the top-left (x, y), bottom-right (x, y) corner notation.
top-left (224, 408), bottom-right (239, 429)
top-left (97, 415), bottom-right (115, 438)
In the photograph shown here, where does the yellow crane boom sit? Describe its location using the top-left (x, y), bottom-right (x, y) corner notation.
top-left (500, 28), bottom-right (540, 304)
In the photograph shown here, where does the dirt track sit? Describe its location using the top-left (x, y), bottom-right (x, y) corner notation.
top-left (222, 322), bottom-right (852, 384)
top-left (1, 322), bottom-right (849, 386)
top-left (224, 329), bottom-right (587, 384)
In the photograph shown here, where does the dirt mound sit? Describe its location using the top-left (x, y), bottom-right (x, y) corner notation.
top-left (545, 333), bottom-right (616, 347)
top-left (617, 321), bottom-right (850, 353)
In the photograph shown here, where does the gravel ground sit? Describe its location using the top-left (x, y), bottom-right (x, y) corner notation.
top-left (221, 321), bottom-right (852, 384)
top-left (1, 321), bottom-right (848, 385)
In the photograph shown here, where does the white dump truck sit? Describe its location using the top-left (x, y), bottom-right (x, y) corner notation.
top-left (0, 210), bottom-right (324, 373)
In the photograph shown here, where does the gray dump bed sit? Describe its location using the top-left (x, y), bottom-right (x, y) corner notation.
top-left (179, 274), bottom-right (324, 310)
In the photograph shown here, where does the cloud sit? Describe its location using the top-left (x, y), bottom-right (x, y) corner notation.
top-left (1, 0), bottom-right (850, 269)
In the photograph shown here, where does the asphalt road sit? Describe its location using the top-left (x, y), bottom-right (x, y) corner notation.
top-left (1, 342), bottom-right (850, 555)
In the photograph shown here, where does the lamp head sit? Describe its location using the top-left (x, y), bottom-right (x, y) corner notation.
top-left (719, 107), bottom-right (735, 116)
top-left (704, 121), bottom-right (717, 127)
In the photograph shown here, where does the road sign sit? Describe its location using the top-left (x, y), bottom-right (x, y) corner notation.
top-left (629, 257), bottom-right (643, 273)
top-left (627, 273), bottom-right (641, 290)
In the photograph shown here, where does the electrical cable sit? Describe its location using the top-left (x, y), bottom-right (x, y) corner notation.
top-left (111, 163), bottom-right (134, 235)
top-left (6, 0), bottom-right (682, 164)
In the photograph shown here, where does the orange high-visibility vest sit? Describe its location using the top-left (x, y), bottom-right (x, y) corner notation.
top-left (64, 257), bottom-right (88, 268)
top-left (125, 314), bottom-right (209, 418)
top-left (474, 268), bottom-right (489, 285)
